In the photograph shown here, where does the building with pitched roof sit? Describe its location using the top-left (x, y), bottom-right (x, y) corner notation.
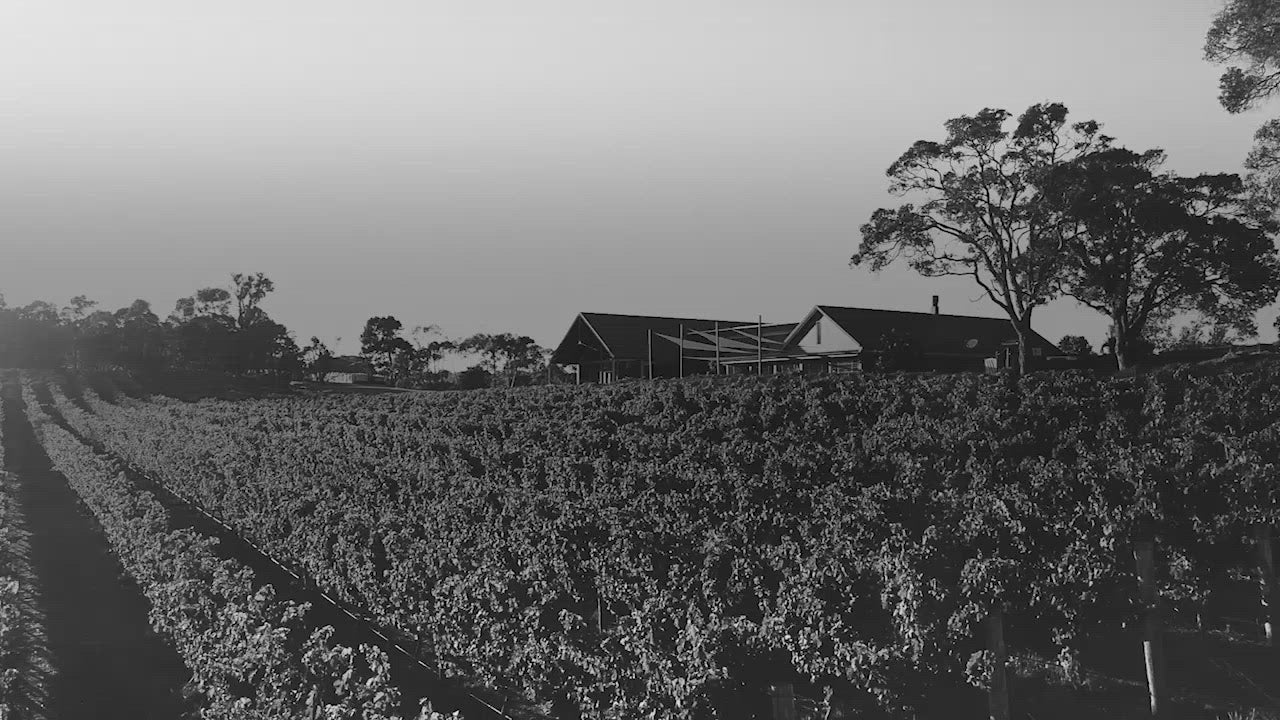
top-left (549, 312), bottom-right (777, 383)
top-left (550, 302), bottom-right (1060, 383)
top-left (715, 305), bottom-right (1059, 374)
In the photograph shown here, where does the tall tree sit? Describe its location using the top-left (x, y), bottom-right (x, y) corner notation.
top-left (231, 272), bottom-right (275, 329)
top-left (0, 300), bottom-right (70, 367)
top-left (301, 336), bottom-right (335, 381)
top-left (852, 103), bottom-right (1111, 373)
top-left (76, 309), bottom-right (120, 370)
top-left (18, 301), bottom-right (61, 324)
top-left (1205, 0), bottom-right (1280, 211)
top-left (360, 316), bottom-right (411, 382)
top-left (60, 295), bottom-right (99, 369)
top-left (113, 299), bottom-right (164, 369)
top-left (459, 333), bottom-right (547, 387)
top-left (60, 295), bottom-right (98, 324)
top-left (170, 287), bottom-right (233, 323)
top-left (1048, 147), bottom-right (1280, 369)
top-left (407, 325), bottom-right (454, 375)
top-left (235, 318), bottom-right (296, 374)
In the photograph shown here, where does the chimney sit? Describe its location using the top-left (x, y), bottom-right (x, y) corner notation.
top-left (931, 295), bottom-right (939, 315)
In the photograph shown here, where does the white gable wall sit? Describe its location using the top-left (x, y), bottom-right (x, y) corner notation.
top-left (795, 314), bottom-right (861, 354)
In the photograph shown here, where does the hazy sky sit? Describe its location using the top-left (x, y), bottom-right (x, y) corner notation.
top-left (2, 0), bottom-right (1277, 355)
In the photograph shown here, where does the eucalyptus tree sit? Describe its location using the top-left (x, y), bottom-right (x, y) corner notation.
top-left (853, 103), bottom-right (1111, 372)
top-left (1047, 148), bottom-right (1280, 368)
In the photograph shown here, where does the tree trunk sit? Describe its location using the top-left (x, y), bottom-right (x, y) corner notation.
top-left (1114, 342), bottom-right (1132, 371)
top-left (1112, 312), bottom-right (1132, 370)
top-left (1012, 317), bottom-right (1031, 377)
top-left (1133, 539), bottom-right (1166, 717)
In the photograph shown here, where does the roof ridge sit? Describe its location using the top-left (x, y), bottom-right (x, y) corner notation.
top-left (816, 304), bottom-right (1012, 322)
top-left (580, 311), bottom-right (758, 325)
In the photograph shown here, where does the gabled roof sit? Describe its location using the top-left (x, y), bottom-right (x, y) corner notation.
top-left (782, 305), bottom-right (1059, 356)
top-left (551, 312), bottom-right (754, 364)
top-left (329, 355), bottom-right (374, 373)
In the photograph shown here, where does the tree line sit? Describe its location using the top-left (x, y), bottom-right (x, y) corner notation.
top-left (0, 273), bottom-right (296, 376)
top-left (0, 275), bottom-right (564, 391)
top-left (345, 314), bottom-right (566, 389)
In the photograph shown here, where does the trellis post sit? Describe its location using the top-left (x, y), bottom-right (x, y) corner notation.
top-left (769, 681), bottom-right (796, 720)
top-left (757, 315), bottom-right (763, 374)
top-left (647, 329), bottom-right (653, 380)
top-left (714, 321), bottom-right (721, 375)
top-left (987, 607), bottom-right (1010, 720)
top-left (1134, 538), bottom-right (1166, 717)
top-left (679, 324), bottom-right (685, 378)
top-left (1257, 524), bottom-right (1276, 645)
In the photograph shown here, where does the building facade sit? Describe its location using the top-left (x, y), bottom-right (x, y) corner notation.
top-left (551, 305), bottom-right (1061, 383)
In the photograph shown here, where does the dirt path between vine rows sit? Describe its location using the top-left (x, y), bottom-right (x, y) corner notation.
top-left (0, 379), bottom-right (194, 719)
top-left (25, 375), bottom-right (523, 720)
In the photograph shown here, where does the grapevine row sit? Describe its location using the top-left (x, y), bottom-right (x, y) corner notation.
top-left (46, 363), bottom-right (1280, 718)
top-left (19, 379), bottom-right (461, 720)
top-left (0, 380), bottom-right (51, 720)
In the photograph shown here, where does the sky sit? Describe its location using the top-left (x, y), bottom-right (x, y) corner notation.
top-left (2, 0), bottom-right (1278, 356)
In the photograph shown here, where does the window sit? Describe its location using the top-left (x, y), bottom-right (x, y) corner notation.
top-left (815, 320), bottom-right (822, 345)
top-left (1032, 348), bottom-right (1043, 357)
top-left (600, 370), bottom-right (615, 384)
top-left (828, 359), bottom-right (859, 373)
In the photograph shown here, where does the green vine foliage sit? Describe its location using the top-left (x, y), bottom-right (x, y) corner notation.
top-left (21, 383), bottom-right (456, 720)
top-left (0, 380), bottom-right (53, 720)
top-left (34, 359), bottom-right (1280, 718)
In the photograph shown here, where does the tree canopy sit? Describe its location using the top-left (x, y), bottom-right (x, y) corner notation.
top-left (458, 333), bottom-right (547, 387)
top-left (1046, 147), bottom-right (1280, 368)
top-left (1057, 335), bottom-right (1094, 356)
top-left (1206, 0), bottom-right (1280, 114)
top-left (1206, 0), bottom-right (1280, 221)
top-left (0, 274), bottom-right (301, 377)
top-left (231, 272), bottom-right (276, 329)
top-left (853, 102), bottom-right (1112, 371)
top-left (359, 316), bottom-right (412, 382)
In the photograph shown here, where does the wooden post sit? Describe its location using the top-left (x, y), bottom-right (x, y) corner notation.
top-left (769, 681), bottom-right (796, 720)
top-left (987, 608), bottom-right (1010, 720)
top-left (757, 315), bottom-right (763, 374)
top-left (679, 324), bottom-right (685, 378)
top-left (647, 329), bottom-right (653, 380)
top-left (1257, 524), bottom-right (1276, 645)
top-left (1133, 539), bottom-right (1166, 717)
top-left (714, 321), bottom-right (721, 375)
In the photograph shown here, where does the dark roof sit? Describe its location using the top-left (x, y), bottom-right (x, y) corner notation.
top-left (550, 307), bottom-right (1061, 366)
top-left (551, 312), bottom-right (755, 364)
top-left (329, 355), bottom-right (373, 373)
top-left (801, 305), bottom-right (1059, 356)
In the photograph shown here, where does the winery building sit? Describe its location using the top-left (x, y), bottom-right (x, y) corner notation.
top-left (550, 302), bottom-right (1060, 383)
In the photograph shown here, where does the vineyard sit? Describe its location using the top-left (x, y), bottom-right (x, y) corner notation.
top-left (8, 359), bottom-right (1277, 719)
top-left (0, 381), bottom-right (51, 720)
top-left (0, 372), bottom-right (472, 720)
